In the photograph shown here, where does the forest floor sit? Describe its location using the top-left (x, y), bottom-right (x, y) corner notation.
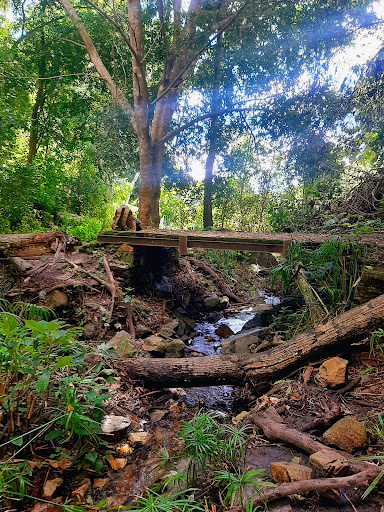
top-left (1, 239), bottom-right (384, 512)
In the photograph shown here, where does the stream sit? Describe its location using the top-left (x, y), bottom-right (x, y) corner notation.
top-left (183, 294), bottom-right (280, 411)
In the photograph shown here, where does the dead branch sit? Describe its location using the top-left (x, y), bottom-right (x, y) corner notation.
top-left (186, 256), bottom-right (244, 303)
top-left (63, 257), bottom-right (114, 294)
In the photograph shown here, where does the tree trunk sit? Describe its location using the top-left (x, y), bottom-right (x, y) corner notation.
top-left (115, 293), bottom-right (384, 387)
top-left (203, 32), bottom-right (222, 229)
top-left (0, 232), bottom-right (79, 258)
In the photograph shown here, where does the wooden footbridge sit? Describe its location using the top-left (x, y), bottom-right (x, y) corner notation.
top-left (97, 229), bottom-right (384, 255)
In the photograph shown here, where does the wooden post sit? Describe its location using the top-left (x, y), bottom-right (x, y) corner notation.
top-left (282, 240), bottom-right (292, 257)
top-left (178, 236), bottom-right (188, 255)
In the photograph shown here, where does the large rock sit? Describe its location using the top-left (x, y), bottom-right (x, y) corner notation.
top-left (323, 417), bottom-right (368, 453)
top-left (270, 462), bottom-right (313, 483)
top-left (107, 330), bottom-right (136, 357)
top-left (249, 252), bottom-right (278, 269)
top-left (174, 307), bottom-right (196, 336)
top-left (44, 289), bottom-right (68, 309)
top-left (316, 357), bottom-right (348, 388)
top-left (354, 266), bottom-right (384, 305)
top-left (203, 295), bottom-right (220, 310)
top-left (221, 328), bottom-right (261, 355)
top-left (308, 449), bottom-right (348, 477)
top-left (101, 414), bottom-right (133, 440)
top-left (142, 335), bottom-right (167, 355)
top-left (165, 339), bottom-right (185, 358)
top-left (215, 324), bottom-right (234, 338)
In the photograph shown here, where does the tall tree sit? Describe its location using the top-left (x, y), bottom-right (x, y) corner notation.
top-left (59, 0), bottom-right (248, 227)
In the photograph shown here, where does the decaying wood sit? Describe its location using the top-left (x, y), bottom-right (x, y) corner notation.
top-left (116, 293), bottom-right (384, 387)
top-left (0, 231), bottom-right (79, 258)
top-left (102, 255), bottom-right (119, 323)
top-left (249, 470), bottom-right (375, 507)
top-left (186, 256), bottom-right (244, 303)
top-left (63, 258), bottom-right (114, 294)
top-left (248, 408), bottom-right (378, 476)
top-left (296, 263), bottom-right (328, 324)
top-left (246, 407), bottom-right (381, 505)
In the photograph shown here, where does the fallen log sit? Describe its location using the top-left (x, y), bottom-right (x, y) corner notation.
top-left (246, 407), bottom-right (381, 506)
top-left (0, 231), bottom-right (79, 258)
top-left (115, 293), bottom-right (384, 388)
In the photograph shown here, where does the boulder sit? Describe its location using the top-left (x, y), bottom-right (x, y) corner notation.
top-left (158, 319), bottom-right (179, 338)
top-left (221, 328), bottom-right (261, 355)
top-left (203, 295), bottom-right (220, 310)
top-left (215, 324), bottom-right (234, 338)
top-left (44, 289), bottom-right (68, 309)
top-left (316, 357), bottom-right (348, 388)
top-left (165, 339), bottom-right (185, 358)
top-left (249, 252), bottom-right (278, 269)
top-left (142, 335), bottom-right (167, 355)
top-left (323, 417), bottom-right (368, 453)
top-left (270, 461), bottom-right (313, 483)
top-left (107, 330), bottom-right (136, 357)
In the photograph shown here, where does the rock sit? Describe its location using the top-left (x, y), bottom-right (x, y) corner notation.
top-left (249, 252), bottom-right (278, 269)
top-left (101, 414), bottom-right (133, 440)
top-left (135, 324), bottom-right (152, 338)
top-left (203, 295), bottom-right (220, 310)
top-left (165, 339), bottom-right (185, 358)
top-left (174, 308), bottom-right (196, 336)
top-left (158, 319), bottom-right (179, 338)
top-left (215, 324), bottom-right (234, 338)
top-left (10, 257), bottom-right (33, 272)
top-left (142, 335), bottom-right (167, 355)
top-left (268, 499), bottom-right (293, 512)
top-left (43, 477), bottom-right (63, 499)
top-left (308, 449), bottom-right (348, 477)
top-left (323, 417), bottom-right (368, 453)
top-left (218, 296), bottom-right (230, 309)
top-left (316, 357), bottom-right (348, 388)
top-left (83, 323), bottom-right (97, 339)
top-left (270, 462), bottom-right (313, 483)
top-left (354, 266), bottom-right (384, 305)
top-left (208, 311), bottom-right (224, 322)
top-left (128, 432), bottom-right (153, 445)
top-left (221, 328), bottom-right (261, 355)
top-left (107, 331), bottom-right (135, 357)
top-left (44, 289), bottom-right (68, 309)
top-left (150, 410), bottom-right (168, 423)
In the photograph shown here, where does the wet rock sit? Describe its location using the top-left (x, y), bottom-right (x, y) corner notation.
top-left (308, 449), bottom-right (348, 476)
top-left (203, 295), bottom-right (220, 310)
top-left (142, 335), bottom-right (167, 355)
top-left (221, 328), bottom-right (260, 355)
top-left (44, 290), bottom-right (68, 309)
top-left (150, 410), bottom-right (168, 423)
top-left (128, 432), bottom-right (153, 445)
top-left (174, 308), bottom-right (196, 336)
top-left (215, 324), bottom-right (234, 338)
top-left (101, 414), bottom-right (133, 440)
top-left (208, 311), bottom-right (224, 322)
top-left (107, 331), bottom-right (135, 357)
top-left (43, 477), bottom-right (63, 499)
top-left (165, 339), bottom-right (185, 357)
top-left (323, 416), bottom-right (368, 452)
top-left (83, 323), bottom-right (97, 339)
top-left (316, 357), bottom-right (348, 388)
top-left (135, 324), bottom-right (152, 338)
top-left (270, 462), bottom-right (313, 483)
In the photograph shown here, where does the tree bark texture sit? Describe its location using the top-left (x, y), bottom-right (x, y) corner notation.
top-left (203, 31), bottom-right (222, 229)
top-left (0, 232), bottom-right (79, 258)
top-left (115, 293), bottom-right (384, 387)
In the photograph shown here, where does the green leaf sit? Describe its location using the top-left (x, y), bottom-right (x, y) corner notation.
top-left (36, 371), bottom-right (50, 393)
top-left (11, 436), bottom-right (23, 446)
top-left (24, 319), bottom-right (47, 334)
top-left (363, 149), bottom-right (376, 163)
top-left (45, 429), bottom-right (64, 441)
top-left (94, 459), bottom-right (103, 474)
top-left (53, 356), bottom-right (73, 371)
